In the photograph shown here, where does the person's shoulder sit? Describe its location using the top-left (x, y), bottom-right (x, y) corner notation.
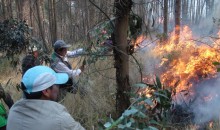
top-left (40, 100), bottom-right (67, 114)
top-left (58, 110), bottom-right (85, 130)
top-left (9, 99), bottom-right (25, 110)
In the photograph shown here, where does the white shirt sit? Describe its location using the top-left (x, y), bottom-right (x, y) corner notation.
top-left (53, 61), bottom-right (81, 78)
top-left (52, 53), bottom-right (82, 78)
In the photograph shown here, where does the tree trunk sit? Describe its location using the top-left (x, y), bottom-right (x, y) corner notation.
top-left (36, 0), bottom-right (49, 52)
top-left (60, 0), bottom-right (64, 39)
top-left (174, 0), bottom-right (181, 44)
top-left (52, 0), bottom-right (57, 43)
top-left (6, 0), bottom-right (13, 18)
top-left (163, 0), bottom-right (168, 36)
top-left (48, 0), bottom-right (57, 45)
top-left (15, 0), bottom-right (23, 20)
top-left (8, 0), bottom-right (13, 18)
top-left (113, 0), bottom-right (132, 117)
top-left (1, 0), bottom-right (6, 19)
top-left (29, 0), bottom-right (33, 35)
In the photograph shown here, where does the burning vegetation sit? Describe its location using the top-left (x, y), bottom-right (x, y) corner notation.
top-left (132, 26), bottom-right (220, 128)
top-left (152, 26), bottom-right (220, 92)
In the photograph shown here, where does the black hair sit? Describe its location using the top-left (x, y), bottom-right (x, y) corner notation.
top-left (21, 82), bottom-right (42, 99)
top-left (23, 91), bottom-right (43, 99)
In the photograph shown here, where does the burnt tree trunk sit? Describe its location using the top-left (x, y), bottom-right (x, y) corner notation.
top-left (174, 0), bottom-right (181, 44)
top-left (113, 0), bottom-right (132, 116)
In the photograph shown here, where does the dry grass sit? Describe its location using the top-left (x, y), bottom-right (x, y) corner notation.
top-left (0, 56), bottom-right (117, 129)
top-left (0, 58), bottom-right (22, 100)
top-left (63, 57), bottom-right (117, 129)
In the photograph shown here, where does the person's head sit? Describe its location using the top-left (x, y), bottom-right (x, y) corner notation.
top-left (53, 40), bottom-right (71, 56)
top-left (21, 66), bottom-right (68, 101)
top-left (28, 45), bottom-right (39, 58)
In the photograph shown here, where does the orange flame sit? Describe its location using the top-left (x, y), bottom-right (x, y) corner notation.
top-left (150, 26), bottom-right (220, 92)
top-left (132, 35), bottom-right (146, 48)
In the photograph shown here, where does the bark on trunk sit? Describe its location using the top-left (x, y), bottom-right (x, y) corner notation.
top-left (113, 0), bottom-right (132, 116)
top-left (36, 0), bottom-right (49, 52)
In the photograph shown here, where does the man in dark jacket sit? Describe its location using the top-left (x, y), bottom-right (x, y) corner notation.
top-left (21, 45), bottom-right (41, 75)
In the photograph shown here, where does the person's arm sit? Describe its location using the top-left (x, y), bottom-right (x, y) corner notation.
top-left (66, 48), bottom-right (84, 58)
top-left (53, 62), bottom-right (81, 78)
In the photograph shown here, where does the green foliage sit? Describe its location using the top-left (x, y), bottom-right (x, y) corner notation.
top-left (101, 78), bottom-right (173, 130)
top-left (85, 18), bottom-right (115, 65)
top-left (88, 18), bottom-right (114, 43)
top-left (0, 18), bottom-right (30, 58)
top-left (213, 61), bottom-right (220, 72)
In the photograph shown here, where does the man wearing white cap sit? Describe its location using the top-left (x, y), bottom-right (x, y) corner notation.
top-left (21, 45), bottom-right (41, 75)
top-left (7, 66), bottom-right (85, 130)
top-left (51, 40), bottom-right (84, 95)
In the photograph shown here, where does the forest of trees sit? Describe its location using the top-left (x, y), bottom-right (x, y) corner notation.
top-left (0, 0), bottom-right (220, 129)
top-left (0, 0), bottom-right (216, 51)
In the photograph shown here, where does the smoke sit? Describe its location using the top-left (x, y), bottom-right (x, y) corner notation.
top-left (131, 0), bottom-right (220, 125)
top-left (169, 75), bottom-right (220, 125)
top-left (195, 0), bottom-right (220, 36)
top-left (190, 75), bottom-right (220, 124)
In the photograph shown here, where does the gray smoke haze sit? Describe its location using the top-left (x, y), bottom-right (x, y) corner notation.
top-left (191, 0), bottom-right (220, 36)
top-left (190, 76), bottom-right (220, 124)
top-left (183, 0), bottom-right (220, 124)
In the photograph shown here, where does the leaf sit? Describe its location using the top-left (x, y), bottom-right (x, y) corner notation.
top-left (137, 111), bottom-right (148, 118)
top-left (136, 97), bottom-right (148, 102)
top-left (104, 122), bottom-right (111, 128)
top-left (144, 98), bottom-right (153, 105)
top-left (106, 116), bottom-right (124, 130)
top-left (155, 76), bottom-right (162, 89)
top-left (155, 97), bottom-right (161, 103)
top-left (213, 61), bottom-right (220, 65)
top-left (154, 92), bottom-right (169, 99)
top-left (118, 124), bottom-right (125, 129)
top-left (133, 83), bottom-right (148, 88)
top-left (108, 117), bottom-right (114, 123)
top-left (149, 120), bottom-right (162, 126)
top-left (125, 122), bottom-right (132, 127)
top-left (123, 108), bottom-right (138, 117)
top-left (146, 126), bottom-right (159, 130)
top-left (129, 118), bottom-right (135, 123)
top-left (217, 68), bottom-right (220, 72)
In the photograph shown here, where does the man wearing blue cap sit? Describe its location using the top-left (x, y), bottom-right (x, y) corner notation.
top-left (7, 66), bottom-right (85, 130)
top-left (51, 40), bottom-right (84, 96)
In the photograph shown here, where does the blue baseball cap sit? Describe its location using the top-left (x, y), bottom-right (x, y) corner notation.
top-left (22, 66), bottom-right (68, 93)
